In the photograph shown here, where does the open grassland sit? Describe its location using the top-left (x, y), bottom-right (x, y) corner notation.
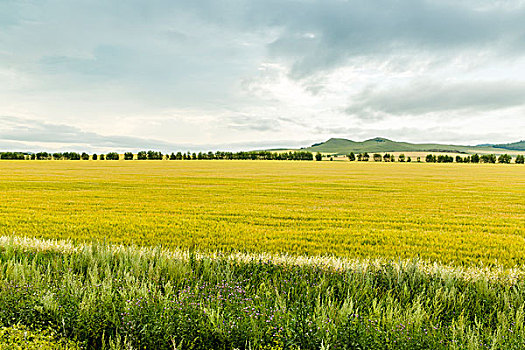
top-left (1, 236), bottom-right (525, 350)
top-left (0, 161), bottom-right (524, 267)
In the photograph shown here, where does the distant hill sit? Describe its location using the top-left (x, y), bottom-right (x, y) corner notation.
top-left (491, 140), bottom-right (525, 151)
top-left (301, 137), bottom-right (519, 155)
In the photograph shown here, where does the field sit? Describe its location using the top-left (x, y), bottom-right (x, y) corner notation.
top-left (1, 236), bottom-right (525, 350)
top-left (1, 160), bottom-right (525, 349)
top-left (1, 161), bottom-right (524, 266)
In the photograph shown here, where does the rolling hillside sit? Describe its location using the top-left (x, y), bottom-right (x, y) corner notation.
top-left (492, 140), bottom-right (525, 151)
top-left (302, 137), bottom-right (518, 155)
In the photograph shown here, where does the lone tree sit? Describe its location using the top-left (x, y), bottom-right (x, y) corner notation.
top-left (81, 152), bottom-right (89, 160)
top-left (124, 152), bottom-right (134, 160)
top-left (92, 153), bottom-right (98, 160)
top-left (347, 152), bottom-right (356, 161)
top-left (373, 153), bottom-right (382, 162)
top-left (315, 153), bottom-right (322, 161)
top-left (398, 154), bottom-right (405, 162)
top-left (516, 155), bottom-right (525, 164)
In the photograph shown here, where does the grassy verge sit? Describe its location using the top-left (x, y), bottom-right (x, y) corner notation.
top-left (0, 324), bottom-right (80, 349)
top-left (0, 236), bottom-right (524, 349)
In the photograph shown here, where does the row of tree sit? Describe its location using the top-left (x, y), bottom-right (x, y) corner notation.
top-left (0, 150), bottom-right (314, 161)
top-left (341, 152), bottom-right (524, 164)
top-left (2, 151), bottom-right (524, 164)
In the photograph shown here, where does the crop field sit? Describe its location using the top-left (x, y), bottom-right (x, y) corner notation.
top-left (0, 161), bottom-right (524, 266)
top-left (1, 160), bottom-right (525, 349)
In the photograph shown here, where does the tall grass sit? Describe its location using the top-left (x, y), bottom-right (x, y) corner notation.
top-left (0, 236), bottom-right (524, 349)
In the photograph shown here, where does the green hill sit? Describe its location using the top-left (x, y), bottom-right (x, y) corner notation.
top-left (302, 137), bottom-right (516, 155)
top-left (492, 140), bottom-right (525, 151)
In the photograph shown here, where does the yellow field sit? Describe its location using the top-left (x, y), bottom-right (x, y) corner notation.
top-left (0, 160), bottom-right (523, 266)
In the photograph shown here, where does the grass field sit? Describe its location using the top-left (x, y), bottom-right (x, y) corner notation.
top-left (1, 236), bottom-right (525, 350)
top-left (0, 161), bottom-right (523, 267)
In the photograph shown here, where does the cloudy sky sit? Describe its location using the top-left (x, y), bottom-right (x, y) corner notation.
top-left (1, 0), bottom-right (524, 152)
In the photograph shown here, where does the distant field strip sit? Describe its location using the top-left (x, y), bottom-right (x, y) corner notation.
top-left (0, 161), bottom-right (523, 266)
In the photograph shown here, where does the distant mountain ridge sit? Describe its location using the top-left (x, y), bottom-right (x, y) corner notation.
top-left (300, 137), bottom-right (523, 154)
top-left (491, 140), bottom-right (525, 151)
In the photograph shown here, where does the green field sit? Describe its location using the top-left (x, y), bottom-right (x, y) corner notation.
top-left (1, 161), bottom-right (523, 266)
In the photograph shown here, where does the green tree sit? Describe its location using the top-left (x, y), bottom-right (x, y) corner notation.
top-left (373, 153), bottom-right (382, 162)
top-left (425, 154), bottom-right (436, 163)
top-left (124, 152), bottom-right (134, 160)
top-left (106, 152), bottom-right (119, 160)
top-left (92, 153), bottom-right (98, 160)
top-left (315, 153), bottom-right (322, 161)
top-left (516, 155), bottom-right (525, 164)
top-left (348, 152), bottom-right (356, 161)
top-left (398, 154), bottom-right (405, 162)
top-left (481, 154), bottom-right (496, 163)
top-left (498, 154), bottom-right (512, 164)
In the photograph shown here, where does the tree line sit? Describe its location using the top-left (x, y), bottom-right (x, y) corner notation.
top-left (0, 150), bottom-right (314, 161)
top-left (1, 150), bottom-right (524, 163)
top-left (342, 152), bottom-right (524, 164)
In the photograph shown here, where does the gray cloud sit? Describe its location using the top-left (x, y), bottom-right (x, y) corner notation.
top-left (251, 0), bottom-right (525, 77)
top-left (0, 116), bottom-right (313, 152)
top-left (0, 116), bottom-right (180, 150)
top-left (346, 81), bottom-right (525, 117)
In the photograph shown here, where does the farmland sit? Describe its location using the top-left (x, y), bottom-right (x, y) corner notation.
top-left (0, 161), bottom-right (524, 266)
top-left (1, 160), bottom-right (525, 349)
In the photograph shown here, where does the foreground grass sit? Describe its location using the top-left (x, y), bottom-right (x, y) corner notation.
top-left (1, 236), bottom-right (524, 349)
top-left (0, 325), bottom-right (80, 349)
top-left (0, 161), bottom-right (524, 266)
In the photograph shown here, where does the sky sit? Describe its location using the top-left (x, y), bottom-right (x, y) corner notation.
top-left (1, 0), bottom-right (524, 152)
